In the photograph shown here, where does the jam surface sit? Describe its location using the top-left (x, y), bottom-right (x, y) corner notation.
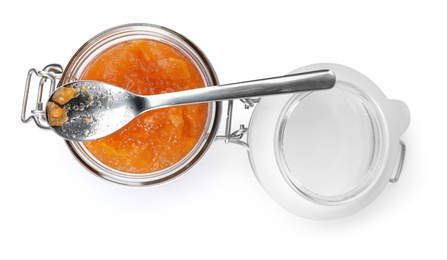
top-left (81, 39), bottom-right (208, 173)
top-left (47, 86), bottom-right (79, 126)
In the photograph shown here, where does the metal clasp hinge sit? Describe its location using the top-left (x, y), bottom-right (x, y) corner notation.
top-left (21, 64), bottom-right (64, 129)
top-left (390, 140), bottom-right (406, 183)
top-left (215, 98), bottom-right (260, 150)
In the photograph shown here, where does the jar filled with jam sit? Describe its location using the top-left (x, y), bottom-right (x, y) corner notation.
top-left (23, 24), bottom-right (222, 186)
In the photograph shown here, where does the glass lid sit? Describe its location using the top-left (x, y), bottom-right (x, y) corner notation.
top-left (247, 63), bottom-right (410, 220)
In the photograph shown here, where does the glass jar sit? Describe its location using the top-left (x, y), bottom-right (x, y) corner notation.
top-left (21, 24), bottom-right (410, 219)
top-left (24, 23), bottom-right (222, 186)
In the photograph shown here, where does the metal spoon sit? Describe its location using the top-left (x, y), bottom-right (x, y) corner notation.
top-left (46, 69), bottom-right (335, 141)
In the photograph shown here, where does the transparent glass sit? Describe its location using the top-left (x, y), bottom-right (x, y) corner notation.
top-left (248, 63), bottom-right (410, 220)
top-left (59, 23), bottom-right (222, 186)
top-left (276, 83), bottom-right (386, 205)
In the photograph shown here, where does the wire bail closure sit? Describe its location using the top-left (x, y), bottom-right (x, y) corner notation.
top-left (21, 64), bottom-right (63, 129)
top-left (215, 98), bottom-right (260, 149)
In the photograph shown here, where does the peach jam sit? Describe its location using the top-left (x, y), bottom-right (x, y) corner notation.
top-left (80, 39), bottom-right (208, 173)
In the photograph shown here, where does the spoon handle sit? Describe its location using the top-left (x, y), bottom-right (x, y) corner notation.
top-left (144, 69), bottom-right (335, 110)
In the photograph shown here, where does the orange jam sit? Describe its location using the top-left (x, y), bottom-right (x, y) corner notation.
top-left (47, 101), bottom-right (68, 126)
top-left (47, 86), bottom-right (79, 126)
top-left (80, 39), bottom-right (208, 173)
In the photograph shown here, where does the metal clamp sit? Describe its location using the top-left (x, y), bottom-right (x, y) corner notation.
top-left (21, 64), bottom-right (63, 129)
top-left (390, 140), bottom-right (406, 183)
top-left (215, 98), bottom-right (260, 150)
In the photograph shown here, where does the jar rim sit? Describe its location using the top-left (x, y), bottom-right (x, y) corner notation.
top-left (274, 80), bottom-right (388, 206)
top-left (61, 23), bottom-right (222, 186)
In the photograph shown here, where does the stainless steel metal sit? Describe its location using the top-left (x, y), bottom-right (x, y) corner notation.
top-left (47, 69), bottom-right (336, 141)
top-left (389, 140), bottom-right (406, 183)
top-left (21, 64), bottom-right (63, 129)
top-left (215, 97), bottom-right (260, 146)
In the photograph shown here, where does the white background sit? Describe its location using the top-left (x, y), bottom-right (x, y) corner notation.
top-left (2, 0), bottom-right (445, 259)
